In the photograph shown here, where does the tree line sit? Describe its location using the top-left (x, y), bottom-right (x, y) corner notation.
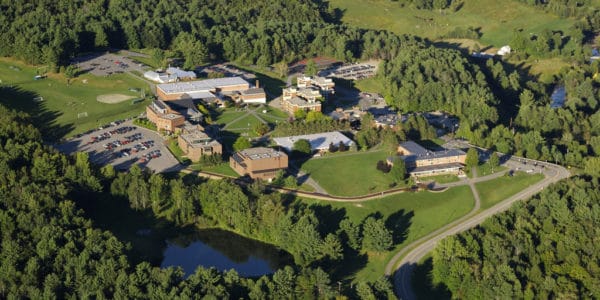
top-left (0, 0), bottom-right (422, 70)
top-left (432, 177), bottom-right (600, 298)
top-left (0, 100), bottom-right (402, 298)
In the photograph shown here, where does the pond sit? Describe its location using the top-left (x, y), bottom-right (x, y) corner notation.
top-left (550, 85), bottom-right (566, 108)
top-left (160, 228), bottom-right (294, 277)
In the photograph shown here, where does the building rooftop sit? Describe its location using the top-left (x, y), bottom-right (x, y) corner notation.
top-left (242, 87), bottom-right (265, 95)
top-left (398, 141), bottom-right (466, 162)
top-left (237, 147), bottom-right (285, 160)
top-left (157, 77), bottom-right (249, 94)
top-left (180, 131), bottom-right (219, 148)
top-left (273, 131), bottom-right (354, 151)
top-left (166, 67), bottom-right (196, 78)
top-left (285, 96), bottom-right (321, 107)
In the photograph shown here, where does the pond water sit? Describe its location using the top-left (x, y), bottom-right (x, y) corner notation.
top-left (550, 85), bottom-right (566, 108)
top-left (160, 228), bottom-right (294, 277)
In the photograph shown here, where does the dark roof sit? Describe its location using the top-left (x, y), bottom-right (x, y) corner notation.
top-left (242, 87), bottom-right (265, 95)
top-left (152, 100), bottom-right (167, 110)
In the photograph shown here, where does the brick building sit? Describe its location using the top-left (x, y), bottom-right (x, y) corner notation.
top-left (177, 130), bottom-right (222, 162)
top-left (280, 86), bottom-right (322, 114)
top-left (146, 100), bottom-right (186, 132)
top-left (230, 147), bottom-right (288, 180)
top-left (390, 141), bottom-right (466, 177)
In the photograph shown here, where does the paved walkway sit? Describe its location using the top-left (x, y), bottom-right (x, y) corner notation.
top-left (388, 159), bottom-right (570, 300)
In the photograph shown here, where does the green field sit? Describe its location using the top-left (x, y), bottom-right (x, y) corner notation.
top-left (301, 185), bottom-right (474, 281)
top-left (214, 110), bottom-right (247, 125)
top-left (301, 150), bottom-right (398, 196)
top-left (330, 0), bottom-right (573, 47)
top-left (476, 172), bottom-right (544, 209)
top-left (0, 58), bottom-right (148, 140)
top-left (470, 163), bottom-right (507, 178)
top-left (202, 163), bottom-right (239, 177)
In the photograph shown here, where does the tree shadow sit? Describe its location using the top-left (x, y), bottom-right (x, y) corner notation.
top-left (385, 209), bottom-right (414, 245)
top-left (308, 204), bottom-right (347, 235)
top-left (0, 85), bottom-right (74, 142)
top-left (408, 257), bottom-right (451, 300)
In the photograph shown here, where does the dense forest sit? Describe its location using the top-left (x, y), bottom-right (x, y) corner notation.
top-left (0, 0), bottom-right (420, 69)
top-left (0, 101), bottom-right (402, 298)
top-left (432, 177), bottom-right (600, 298)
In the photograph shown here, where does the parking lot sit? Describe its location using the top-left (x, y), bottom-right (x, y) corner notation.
top-left (319, 61), bottom-right (378, 80)
top-left (71, 52), bottom-right (147, 77)
top-left (57, 120), bottom-right (182, 173)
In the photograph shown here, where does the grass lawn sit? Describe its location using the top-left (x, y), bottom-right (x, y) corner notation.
top-left (301, 150), bottom-right (398, 196)
top-left (226, 114), bottom-right (264, 134)
top-left (300, 185), bottom-right (474, 282)
top-left (470, 163), bottom-right (507, 178)
top-left (354, 76), bottom-right (384, 94)
top-left (329, 0), bottom-right (573, 47)
top-left (476, 172), bottom-right (544, 210)
top-left (202, 163), bottom-right (239, 177)
top-left (0, 57), bottom-right (148, 140)
top-left (214, 110), bottom-right (247, 125)
top-left (167, 139), bottom-right (190, 164)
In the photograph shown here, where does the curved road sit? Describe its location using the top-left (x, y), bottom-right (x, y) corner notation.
top-left (387, 159), bottom-right (570, 300)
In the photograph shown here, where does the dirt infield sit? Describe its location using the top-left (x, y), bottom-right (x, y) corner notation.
top-left (97, 94), bottom-right (135, 104)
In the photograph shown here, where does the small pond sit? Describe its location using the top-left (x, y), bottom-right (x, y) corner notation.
top-left (550, 85), bottom-right (566, 108)
top-left (160, 228), bottom-right (294, 277)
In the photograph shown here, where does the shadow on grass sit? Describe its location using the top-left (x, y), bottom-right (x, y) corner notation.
top-left (410, 257), bottom-right (451, 300)
top-left (0, 85), bottom-right (74, 141)
top-left (385, 209), bottom-right (414, 245)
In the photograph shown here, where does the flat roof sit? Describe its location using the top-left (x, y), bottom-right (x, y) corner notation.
top-left (180, 131), bottom-right (219, 147)
top-left (242, 87), bottom-right (265, 95)
top-left (237, 147), bottom-right (285, 160)
top-left (284, 96), bottom-right (320, 107)
top-left (273, 131), bottom-right (354, 151)
top-left (157, 77), bottom-right (249, 94)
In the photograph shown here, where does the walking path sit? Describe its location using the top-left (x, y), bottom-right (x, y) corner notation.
top-left (387, 159), bottom-right (570, 300)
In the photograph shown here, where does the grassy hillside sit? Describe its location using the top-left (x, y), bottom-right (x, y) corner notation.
top-left (330, 0), bottom-right (573, 47)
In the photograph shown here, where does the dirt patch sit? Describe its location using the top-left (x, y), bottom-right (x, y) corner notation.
top-left (97, 94), bottom-right (135, 104)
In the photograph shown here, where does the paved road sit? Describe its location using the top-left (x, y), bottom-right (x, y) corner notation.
top-left (388, 159), bottom-right (570, 300)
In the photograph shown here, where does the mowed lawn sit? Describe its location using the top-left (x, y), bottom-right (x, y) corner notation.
top-left (0, 58), bottom-right (148, 140)
top-left (329, 0), bottom-right (573, 47)
top-left (301, 150), bottom-right (396, 196)
top-left (476, 172), bottom-right (545, 210)
top-left (301, 185), bottom-right (474, 282)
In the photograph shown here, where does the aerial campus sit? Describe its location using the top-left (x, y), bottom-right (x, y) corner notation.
top-left (0, 1), bottom-right (598, 299)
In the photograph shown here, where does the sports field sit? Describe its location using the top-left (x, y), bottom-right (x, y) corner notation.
top-left (0, 58), bottom-right (149, 140)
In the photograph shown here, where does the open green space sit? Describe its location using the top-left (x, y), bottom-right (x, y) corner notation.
top-left (476, 172), bottom-right (544, 210)
top-left (354, 76), bottom-right (384, 94)
top-left (329, 0), bottom-right (573, 47)
top-left (470, 163), bottom-right (507, 178)
top-left (226, 114), bottom-right (265, 134)
top-left (301, 150), bottom-right (398, 196)
top-left (214, 110), bottom-right (247, 125)
top-left (0, 58), bottom-right (148, 140)
top-left (301, 185), bottom-right (474, 282)
top-left (202, 163), bottom-right (239, 177)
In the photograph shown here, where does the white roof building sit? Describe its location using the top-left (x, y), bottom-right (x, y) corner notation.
top-left (144, 71), bottom-right (177, 83)
top-left (273, 131), bottom-right (354, 152)
top-left (166, 67), bottom-right (197, 79)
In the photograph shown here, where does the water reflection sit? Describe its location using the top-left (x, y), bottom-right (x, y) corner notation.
top-left (161, 228), bottom-right (294, 277)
